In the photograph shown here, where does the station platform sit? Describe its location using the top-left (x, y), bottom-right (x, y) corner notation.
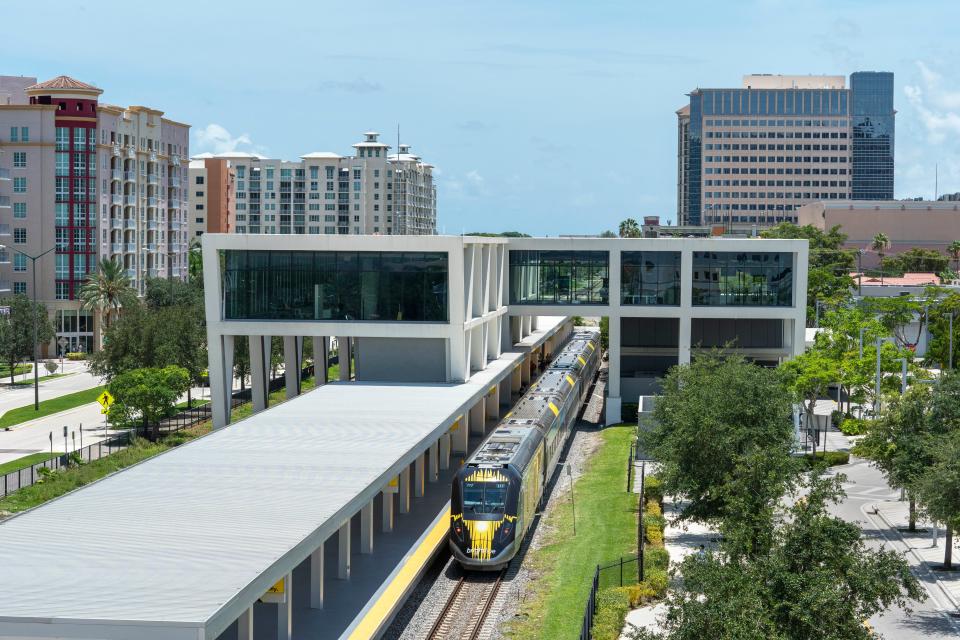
top-left (0, 317), bottom-right (571, 640)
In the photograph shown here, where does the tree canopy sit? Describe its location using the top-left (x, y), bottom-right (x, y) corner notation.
top-left (0, 294), bottom-right (55, 383)
top-left (618, 218), bottom-right (641, 238)
top-left (108, 365), bottom-right (191, 437)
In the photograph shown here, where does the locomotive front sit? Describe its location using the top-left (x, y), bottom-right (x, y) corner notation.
top-left (449, 466), bottom-right (521, 570)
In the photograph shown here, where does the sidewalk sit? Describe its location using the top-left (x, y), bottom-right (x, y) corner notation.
top-left (871, 499), bottom-right (960, 611)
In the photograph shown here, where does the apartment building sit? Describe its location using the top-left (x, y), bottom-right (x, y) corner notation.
top-left (192, 131), bottom-right (437, 237)
top-left (0, 75), bottom-right (189, 353)
top-left (188, 157), bottom-right (235, 238)
top-left (677, 71), bottom-right (895, 230)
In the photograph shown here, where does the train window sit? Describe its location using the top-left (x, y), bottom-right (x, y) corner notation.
top-left (462, 481), bottom-right (507, 514)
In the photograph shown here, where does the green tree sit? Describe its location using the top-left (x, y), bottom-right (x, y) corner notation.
top-left (781, 345), bottom-right (838, 421)
top-left (634, 473), bottom-right (924, 640)
top-left (855, 386), bottom-right (937, 531)
top-left (948, 240), bottom-right (960, 273)
top-left (640, 353), bottom-right (797, 558)
top-left (79, 258), bottom-right (135, 332)
top-left (599, 230), bottom-right (617, 238)
top-left (872, 233), bottom-right (891, 283)
top-left (233, 338), bottom-right (250, 391)
top-left (0, 294), bottom-right (55, 384)
top-left (917, 431), bottom-right (960, 569)
top-left (618, 218), bottom-right (641, 238)
top-left (108, 365), bottom-right (191, 438)
top-left (925, 291), bottom-right (960, 370)
top-left (188, 237), bottom-right (204, 285)
top-left (881, 247), bottom-right (949, 276)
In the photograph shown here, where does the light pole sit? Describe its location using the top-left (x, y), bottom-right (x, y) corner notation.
top-left (949, 312), bottom-right (954, 371)
top-left (875, 337), bottom-right (885, 415)
top-left (898, 357), bottom-right (908, 395)
top-left (857, 249), bottom-right (865, 296)
top-left (3, 244), bottom-right (56, 411)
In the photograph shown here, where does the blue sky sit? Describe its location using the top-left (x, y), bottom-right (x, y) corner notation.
top-left (4, 1), bottom-right (960, 235)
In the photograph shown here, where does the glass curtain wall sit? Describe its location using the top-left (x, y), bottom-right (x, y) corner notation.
top-left (621, 252), bottom-right (681, 305)
top-left (223, 250), bottom-right (448, 321)
top-left (692, 251), bottom-right (793, 306)
top-left (508, 250), bottom-right (609, 305)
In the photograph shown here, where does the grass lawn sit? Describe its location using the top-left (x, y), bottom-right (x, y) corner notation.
top-left (0, 423), bottom-right (210, 513)
top-left (506, 425), bottom-right (638, 640)
top-left (8, 373), bottom-right (74, 386)
top-left (175, 398), bottom-right (211, 410)
top-left (230, 376), bottom-right (319, 423)
top-left (0, 385), bottom-right (107, 429)
top-left (0, 452), bottom-right (62, 476)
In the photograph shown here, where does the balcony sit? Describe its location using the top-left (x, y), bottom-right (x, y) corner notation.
top-left (0, 251), bottom-right (8, 264)
top-left (0, 281), bottom-right (10, 293)
top-left (124, 195), bottom-right (137, 206)
top-left (0, 224), bottom-right (10, 236)
top-left (147, 268), bottom-right (158, 278)
top-left (147, 220), bottom-right (158, 230)
top-left (147, 173), bottom-right (158, 185)
top-left (168, 198), bottom-right (180, 209)
top-left (125, 243), bottom-right (136, 252)
top-left (110, 217), bottom-right (123, 230)
top-left (111, 243), bottom-right (123, 254)
top-left (169, 220), bottom-right (182, 230)
top-left (124, 219), bottom-right (136, 229)
top-left (124, 171), bottom-right (136, 182)
top-left (111, 169), bottom-right (122, 181)
top-left (0, 168), bottom-right (10, 181)
top-left (125, 269), bottom-right (136, 280)
top-left (0, 196), bottom-right (9, 208)
top-left (147, 197), bottom-right (158, 208)
top-left (111, 194), bottom-right (122, 205)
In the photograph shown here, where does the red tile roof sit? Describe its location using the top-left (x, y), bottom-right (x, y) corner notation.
top-left (26, 75), bottom-right (101, 93)
top-left (851, 272), bottom-right (941, 286)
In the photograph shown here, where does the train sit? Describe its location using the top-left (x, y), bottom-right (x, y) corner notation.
top-left (449, 327), bottom-right (601, 570)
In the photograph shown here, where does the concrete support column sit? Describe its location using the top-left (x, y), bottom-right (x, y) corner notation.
top-left (678, 315), bottom-right (692, 365)
top-left (452, 416), bottom-right (468, 454)
top-left (399, 466), bottom-right (411, 514)
top-left (531, 315), bottom-right (539, 332)
top-left (470, 400), bottom-right (485, 435)
top-left (277, 572), bottom-right (292, 640)
top-left (382, 489), bottom-right (394, 532)
top-left (485, 386), bottom-right (499, 421)
top-left (238, 606), bottom-right (253, 640)
top-left (310, 542), bottom-right (324, 609)
top-left (249, 335), bottom-right (270, 412)
top-left (283, 336), bottom-right (301, 400)
top-left (414, 453), bottom-right (425, 497)
top-left (521, 355), bottom-right (531, 386)
top-left (522, 315), bottom-right (532, 338)
top-left (428, 441), bottom-right (439, 482)
top-left (209, 334), bottom-right (234, 430)
top-left (338, 520), bottom-right (351, 580)
top-left (605, 316), bottom-right (622, 425)
top-left (510, 315), bottom-right (521, 345)
top-left (313, 336), bottom-right (329, 385)
top-left (360, 501), bottom-right (374, 554)
top-left (337, 336), bottom-right (351, 381)
top-left (439, 432), bottom-right (451, 470)
top-left (512, 364), bottom-right (522, 394)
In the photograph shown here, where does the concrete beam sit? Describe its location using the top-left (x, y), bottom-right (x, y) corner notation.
top-left (360, 501), bottom-right (374, 554)
top-left (382, 489), bottom-right (394, 533)
top-left (414, 453), bottom-right (425, 498)
top-left (310, 542), bottom-right (324, 610)
top-left (283, 336), bottom-right (300, 400)
top-left (238, 606), bottom-right (253, 640)
top-left (428, 441), bottom-right (439, 482)
top-left (399, 466), bottom-right (411, 514)
top-left (337, 336), bottom-right (351, 381)
top-left (452, 415), bottom-right (468, 455)
top-left (249, 335), bottom-right (270, 412)
top-left (313, 336), bottom-right (329, 385)
top-left (521, 354), bottom-right (531, 386)
top-left (209, 334), bottom-right (233, 430)
top-left (338, 520), bottom-right (351, 580)
top-left (439, 432), bottom-right (451, 470)
top-left (470, 400), bottom-right (485, 435)
top-left (485, 385), bottom-right (500, 421)
top-left (277, 572), bottom-right (292, 640)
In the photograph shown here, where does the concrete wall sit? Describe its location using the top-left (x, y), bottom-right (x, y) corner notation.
top-left (354, 337), bottom-right (446, 383)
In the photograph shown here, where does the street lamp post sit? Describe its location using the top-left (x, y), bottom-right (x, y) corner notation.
top-left (949, 312), bottom-right (954, 371)
top-left (3, 245), bottom-right (56, 411)
top-left (875, 337), bottom-right (884, 415)
top-left (857, 249), bottom-right (865, 296)
top-left (898, 357), bottom-right (908, 395)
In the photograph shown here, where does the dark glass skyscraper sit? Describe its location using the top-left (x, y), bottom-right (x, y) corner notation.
top-left (850, 71), bottom-right (895, 200)
top-left (677, 72), bottom-right (895, 228)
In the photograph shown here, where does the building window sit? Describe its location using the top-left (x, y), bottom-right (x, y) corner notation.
top-left (55, 127), bottom-right (69, 150)
top-left (195, 176), bottom-right (205, 185)
top-left (56, 254), bottom-right (69, 278)
top-left (508, 250), bottom-right (609, 305)
top-left (196, 191), bottom-right (204, 197)
top-left (13, 254), bottom-right (26, 272)
top-left (13, 282), bottom-right (26, 294)
top-left (14, 228), bottom-right (26, 244)
top-left (20, 127), bottom-right (28, 142)
top-left (13, 177), bottom-right (26, 193)
top-left (692, 252), bottom-right (793, 307)
top-left (9, 126), bottom-right (18, 142)
top-left (13, 203), bottom-right (26, 219)
top-left (13, 152), bottom-right (26, 168)
top-left (55, 282), bottom-right (69, 300)
top-left (196, 204), bottom-right (204, 210)
top-left (621, 252), bottom-right (681, 305)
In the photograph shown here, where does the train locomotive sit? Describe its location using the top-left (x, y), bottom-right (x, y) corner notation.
top-left (449, 327), bottom-right (601, 570)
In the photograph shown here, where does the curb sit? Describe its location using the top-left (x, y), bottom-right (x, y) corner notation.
top-left (871, 502), bottom-right (960, 611)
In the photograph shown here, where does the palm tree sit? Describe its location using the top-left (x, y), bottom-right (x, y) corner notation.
top-left (619, 218), bottom-right (641, 238)
top-left (872, 233), bottom-right (891, 284)
top-left (79, 258), bottom-right (135, 333)
top-left (948, 240), bottom-right (960, 276)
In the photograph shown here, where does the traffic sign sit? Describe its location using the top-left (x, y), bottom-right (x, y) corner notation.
top-left (57, 337), bottom-right (68, 349)
top-left (96, 390), bottom-right (114, 413)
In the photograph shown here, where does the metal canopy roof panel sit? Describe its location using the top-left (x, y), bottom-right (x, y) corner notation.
top-left (0, 320), bottom-right (568, 640)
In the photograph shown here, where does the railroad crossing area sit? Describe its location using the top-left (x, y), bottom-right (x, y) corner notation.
top-left (0, 318), bottom-right (571, 640)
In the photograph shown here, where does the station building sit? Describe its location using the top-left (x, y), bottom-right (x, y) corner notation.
top-left (203, 233), bottom-right (809, 427)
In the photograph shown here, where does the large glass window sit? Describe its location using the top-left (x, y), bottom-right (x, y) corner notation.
top-left (509, 250), bottom-right (608, 305)
top-left (223, 250), bottom-right (448, 321)
top-left (621, 252), bottom-right (680, 305)
top-left (692, 251), bottom-right (793, 306)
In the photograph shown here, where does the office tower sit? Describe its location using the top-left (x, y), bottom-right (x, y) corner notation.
top-left (677, 72), bottom-right (895, 229)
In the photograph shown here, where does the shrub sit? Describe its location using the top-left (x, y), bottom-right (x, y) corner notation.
top-left (644, 499), bottom-right (662, 518)
top-left (643, 475), bottom-right (663, 504)
top-left (839, 417), bottom-right (868, 436)
top-left (625, 582), bottom-right (658, 607)
top-left (642, 512), bottom-right (666, 531)
top-left (592, 587), bottom-right (632, 640)
top-left (644, 546), bottom-right (669, 572)
top-left (66, 352), bottom-right (87, 361)
top-left (646, 524), bottom-right (664, 546)
top-left (645, 568), bottom-right (669, 596)
top-left (804, 450), bottom-right (850, 467)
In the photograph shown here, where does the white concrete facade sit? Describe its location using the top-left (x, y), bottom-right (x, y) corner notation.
top-left (202, 234), bottom-right (808, 428)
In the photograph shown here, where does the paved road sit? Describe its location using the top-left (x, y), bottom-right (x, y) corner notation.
top-left (825, 458), bottom-right (960, 639)
top-left (0, 361), bottom-right (102, 418)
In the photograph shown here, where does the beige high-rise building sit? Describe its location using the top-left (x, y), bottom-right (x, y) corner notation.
top-left (677, 72), bottom-right (895, 231)
top-left (192, 131), bottom-right (436, 236)
top-left (0, 74), bottom-right (189, 353)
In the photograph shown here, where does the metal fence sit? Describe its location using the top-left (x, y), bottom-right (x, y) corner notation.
top-left (598, 555), bottom-right (642, 590)
top-left (580, 565), bottom-right (600, 640)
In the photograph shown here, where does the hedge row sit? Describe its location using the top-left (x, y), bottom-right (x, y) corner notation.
top-left (804, 450), bottom-right (850, 467)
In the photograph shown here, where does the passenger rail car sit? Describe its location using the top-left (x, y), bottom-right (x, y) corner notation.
top-left (450, 328), bottom-right (600, 569)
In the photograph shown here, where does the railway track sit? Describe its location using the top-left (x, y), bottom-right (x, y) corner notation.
top-left (426, 568), bottom-right (505, 640)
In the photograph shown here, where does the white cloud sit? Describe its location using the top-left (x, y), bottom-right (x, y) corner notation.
top-left (192, 123), bottom-right (258, 155)
top-left (443, 169), bottom-right (488, 199)
top-left (904, 61), bottom-right (960, 144)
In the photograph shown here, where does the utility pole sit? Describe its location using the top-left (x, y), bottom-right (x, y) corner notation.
top-left (875, 337), bottom-right (883, 415)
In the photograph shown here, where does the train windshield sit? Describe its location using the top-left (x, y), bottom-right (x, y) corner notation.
top-left (462, 481), bottom-right (508, 514)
